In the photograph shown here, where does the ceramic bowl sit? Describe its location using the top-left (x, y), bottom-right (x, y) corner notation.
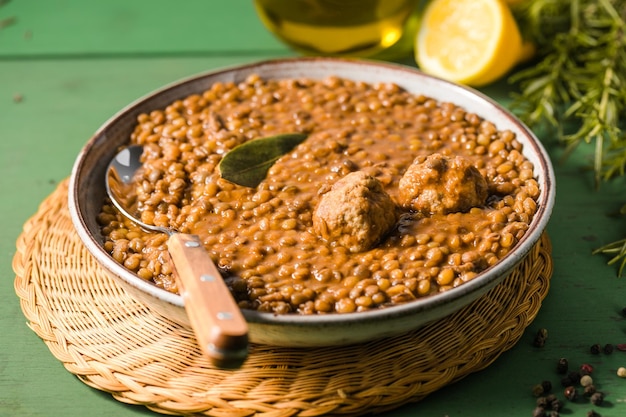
top-left (68, 57), bottom-right (555, 347)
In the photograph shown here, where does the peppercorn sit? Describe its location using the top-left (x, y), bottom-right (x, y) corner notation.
top-left (549, 411), bottom-right (560, 417)
top-left (584, 384), bottom-right (597, 397)
top-left (533, 384), bottom-right (545, 397)
top-left (603, 343), bottom-right (614, 354)
top-left (541, 380), bottom-right (552, 394)
top-left (590, 392), bottom-right (604, 406)
top-left (621, 306), bottom-right (626, 317)
top-left (587, 411), bottom-right (601, 417)
top-left (580, 363), bottom-right (594, 375)
top-left (536, 396), bottom-right (549, 408)
top-left (617, 343), bottom-right (626, 351)
top-left (617, 367), bottom-right (626, 378)
top-left (580, 375), bottom-right (593, 387)
top-left (545, 394), bottom-right (557, 404)
top-left (534, 328), bottom-right (549, 347)
top-left (550, 398), bottom-right (563, 412)
top-left (556, 358), bottom-right (569, 374)
top-left (560, 376), bottom-right (574, 387)
top-left (532, 406), bottom-right (546, 417)
top-left (567, 371), bottom-right (581, 385)
top-left (590, 344), bottom-right (602, 354)
top-left (564, 386), bottom-right (578, 401)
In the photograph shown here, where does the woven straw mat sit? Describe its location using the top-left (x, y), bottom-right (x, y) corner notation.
top-left (13, 179), bottom-right (552, 416)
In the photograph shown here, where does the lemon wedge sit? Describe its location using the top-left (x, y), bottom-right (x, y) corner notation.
top-left (415, 0), bottom-right (523, 87)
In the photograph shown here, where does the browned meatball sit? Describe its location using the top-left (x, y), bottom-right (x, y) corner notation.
top-left (313, 171), bottom-right (397, 253)
top-left (398, 153), bottom-right (488, 214)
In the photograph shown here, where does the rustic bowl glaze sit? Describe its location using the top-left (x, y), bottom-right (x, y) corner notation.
top-left (68, 57), bottom-right (555, 347)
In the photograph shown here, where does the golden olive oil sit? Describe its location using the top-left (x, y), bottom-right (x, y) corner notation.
top-left (254, 0), bottom-right (419, 57)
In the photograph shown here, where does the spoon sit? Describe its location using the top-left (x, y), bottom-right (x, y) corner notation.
top-left (106, 145), bottom-right (249, 368)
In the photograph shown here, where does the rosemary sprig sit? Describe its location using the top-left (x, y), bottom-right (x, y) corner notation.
top-left (509, 0), bottom-right (626, 186)
top-left (593, 238), bottom-right (626, 276)
top-left (508, 0), bottom-right (626, 276)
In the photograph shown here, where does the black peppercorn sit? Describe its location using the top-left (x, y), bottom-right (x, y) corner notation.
top-left (621, 306), bottom-right (626, 317)
top-left (556, 358), bottom-right (568, 374)
top-left (532, 406), bottom-right (546, 417)
top-left (564, 386), bottom-right (578, 401)
top-left (549, 411), bottom-right (560, 417)
top-left (536, 396), bottom-right (549, 408)
top-left (587, 411), bottom-right (600, 417)
top-left (568, 371), bottom-right (581, 384)
top-left (590, 392), bottom-right (604, 406)
top-left (551, 398), bottom-right (563, 412)
top-left (584, 384), bottom-right (597, 397)
top-left (560, 376), bottom-right (573, 387)
top-left (603, 343), bottom-right (614, 354)
top-left (590, 344), bottom-right (602, 354)
top-left (534, 328), bottom-right (549, 347)
top-left (541, 380), bottom-right (552, 394)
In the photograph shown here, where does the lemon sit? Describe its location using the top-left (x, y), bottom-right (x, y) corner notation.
top-left (415, 0), bottom-right (523, 87)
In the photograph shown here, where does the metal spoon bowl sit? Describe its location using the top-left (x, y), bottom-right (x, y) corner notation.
top-left (106, 145), bottom-right (249, 368)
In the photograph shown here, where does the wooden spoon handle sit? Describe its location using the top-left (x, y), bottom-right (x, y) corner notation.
top-left (166, 233), bottom-right (248, 368)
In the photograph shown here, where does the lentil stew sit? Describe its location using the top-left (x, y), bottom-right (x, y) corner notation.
top-left (97, 74), bottom-right (540, 315)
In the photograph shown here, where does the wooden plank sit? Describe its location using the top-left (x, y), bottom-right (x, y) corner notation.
top-left (0, 0), bottom-right (289, 57)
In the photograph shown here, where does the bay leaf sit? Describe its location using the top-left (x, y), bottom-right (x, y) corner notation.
top-left (218, 133), bottom-right (308, 188)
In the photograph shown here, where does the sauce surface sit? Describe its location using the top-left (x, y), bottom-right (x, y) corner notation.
top-left (98, 75), bottom-right (540, 315)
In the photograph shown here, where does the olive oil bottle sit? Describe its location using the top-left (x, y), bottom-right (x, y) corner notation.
top-left (254, 0), bottom-right (420, 58)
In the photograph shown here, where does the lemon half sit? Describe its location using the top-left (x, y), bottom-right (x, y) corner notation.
top-left (415, 0), bottom-right (523, 87)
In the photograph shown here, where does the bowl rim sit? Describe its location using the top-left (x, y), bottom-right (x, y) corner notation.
top-left (69, 56), bottom-right (556, 327)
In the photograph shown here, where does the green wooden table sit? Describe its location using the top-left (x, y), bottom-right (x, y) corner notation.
top-left (2, 1), bottom-right (626, 416)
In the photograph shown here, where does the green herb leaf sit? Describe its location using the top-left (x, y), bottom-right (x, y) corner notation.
top-left (509, 0), bottom-right (626, 277)
top-left (218, 133), bottom-right (308, 188)
top-left (509, 0), bottom-right (626, 187)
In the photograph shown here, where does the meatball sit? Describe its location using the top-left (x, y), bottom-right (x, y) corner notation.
top-left (313, 171), bottom-right (397, 253)
top-left (398, 153), bottom-right (488, 214)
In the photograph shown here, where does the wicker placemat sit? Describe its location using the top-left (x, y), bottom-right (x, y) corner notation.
top-left (13, 179), bottom-right (553, 416)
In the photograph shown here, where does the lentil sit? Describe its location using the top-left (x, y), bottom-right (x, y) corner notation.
top-left (98, 75), bottom-right (541, 315)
